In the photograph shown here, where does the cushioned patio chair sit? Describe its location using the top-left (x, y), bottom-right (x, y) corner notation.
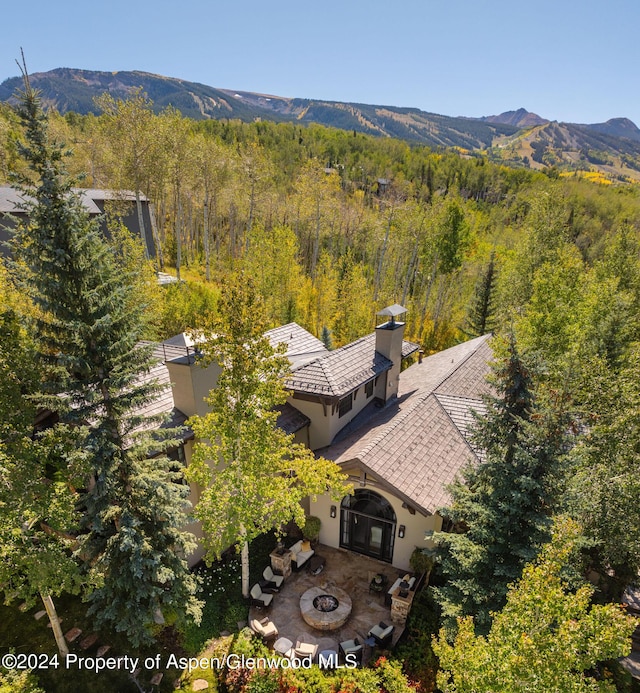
top-left (250, 617), bottom-right (278, 640)
top-left (368, 621), bottom-right (395, 647)
top-left (294, 639), bottom-right (318, 661)
top-left (249, 583), bottom-right (273, 608)
top-left (339, 638), bottom-right (363, 663)
top-left (262, 565), bottom-right (284, 590)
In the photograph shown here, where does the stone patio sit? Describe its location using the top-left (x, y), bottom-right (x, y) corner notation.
top-left (249, 544), bottom-right (406, 658)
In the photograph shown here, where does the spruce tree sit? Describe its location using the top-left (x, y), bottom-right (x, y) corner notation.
top-left (9, 69), bottom-right (201, 645)
top-left (433, 336), bottom-right (568, 634)
top-left (464, 252), bottom-right (497, 337)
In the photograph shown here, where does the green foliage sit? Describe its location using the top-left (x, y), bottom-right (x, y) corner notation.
top-left (433, 518), bottom-right (637, 693)
top-left (302, 515), bottom-right (322, 542)
top-left (188, 274), bottom-right (351, 595)
top-left (434, 336), bottom-right (570, 633)
top-left (464, 251), bottom-right (497, 337)
top-left (0, 667), bottom-right (45, 693)
top-left (9, 77), bottom-right (201, 646)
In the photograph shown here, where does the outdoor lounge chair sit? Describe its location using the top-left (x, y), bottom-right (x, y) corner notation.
top-left (262, 565), bottom-right (284, 590)
top-left (339, 638), bottom-right (363, 663)
top-left (294, 639), bottom-right (318, 661)
top-left (289, 539), bottom-right (314, 570)
top-left (249, 583), bottom-right (273, 608)
top-left (250, 617), bottom-right (279, 640)
top-left (368, 621), bottom-right (395, 648)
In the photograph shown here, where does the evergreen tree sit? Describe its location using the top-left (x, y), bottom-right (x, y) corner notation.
top-left (433, 335), bottom-right (569, 633)
top-left (9, 69), bottom-right (201, 645)
top-left (464, 251), bottom-right (497, 337)
top-left (434, 518), bottom-right (636, 693)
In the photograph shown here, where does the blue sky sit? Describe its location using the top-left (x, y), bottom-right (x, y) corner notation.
top-left (2, 0), bottom-right (638, 125)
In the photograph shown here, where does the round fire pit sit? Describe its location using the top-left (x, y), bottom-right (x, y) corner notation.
top-left (300, 586), bottom-right (352, 631)
top-left (313, 594), bottom-right (338, 612)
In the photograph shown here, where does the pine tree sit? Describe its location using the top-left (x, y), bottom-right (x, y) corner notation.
top-left (433, 335), bottom-right (568, 634)
top-left (464, 252), bottom-right (497, 337)
top-left (434, 518), bottom-right (636, 693)
top-left (9, 68), bottom-right (201, 645)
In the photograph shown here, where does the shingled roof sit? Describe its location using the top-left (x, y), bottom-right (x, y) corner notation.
top-left (322, 334), bottom-right (493, 514)
top-left (265, 323), bottom-right (328, 368)
top-left (286, 333), bottom-right (419, 398)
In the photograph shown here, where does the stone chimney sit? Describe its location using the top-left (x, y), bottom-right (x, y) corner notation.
top-left (375, 304), bottom-right (407, 403)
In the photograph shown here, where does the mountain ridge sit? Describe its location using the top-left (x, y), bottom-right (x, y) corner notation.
top-left (2, 68), bottom-right (640, 181)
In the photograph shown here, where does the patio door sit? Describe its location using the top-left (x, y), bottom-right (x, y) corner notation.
top-left (340, 490), bottom-right (396, 563)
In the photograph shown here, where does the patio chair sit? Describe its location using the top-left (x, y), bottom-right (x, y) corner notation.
top-left (262, 565), bottom-right (284, 590)
top-left (339, 638), bottom-right (363, 663)
top-left (368, 621), bottom-right (395, 648)
top-left (294, 639), bottom-right (318, 661)
top-left (249, 583), bottom-right (273, 608)
top-left (250, 617), bottom-right (278, 640)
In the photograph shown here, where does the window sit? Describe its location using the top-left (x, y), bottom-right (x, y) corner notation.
top-left (365, 380), bottom-right (374, 398)
top-left (338, 394), bottom-right (353, 418)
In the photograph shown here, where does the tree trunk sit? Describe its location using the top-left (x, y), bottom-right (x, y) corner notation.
top-left (175, 188), bottom-right (182, 282)
top-left (240, 526), bottom-right (250, 599)
top-left (203, 190), bottom-right (211, 282)
top-left (41, 591), bottom-right (68, 657)
top-left (148, 202), bottom-right (164, 270)
top-left (135, 190), bottom-right (150, 261)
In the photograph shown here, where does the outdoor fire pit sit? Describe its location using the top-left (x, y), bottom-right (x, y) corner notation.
top-left (300, 586), bottom-right (352, 631)
top-left (313, 594), bottom-right (339, 612)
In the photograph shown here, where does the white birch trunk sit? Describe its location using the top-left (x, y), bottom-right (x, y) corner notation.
top-left (41, 591), bottom-right (68, 657)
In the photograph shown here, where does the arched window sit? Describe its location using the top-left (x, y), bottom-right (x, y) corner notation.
top-left (340, 489), bottom-right (396, 562)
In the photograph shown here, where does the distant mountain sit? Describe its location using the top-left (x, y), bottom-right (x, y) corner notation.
top-left (579, 117), bottom-right (640, 143)
top-left (482, 108), bottom-right (548, 128)
top-left (2, 68), bottom-right (640, 181)
top-left (0, 68), bottom-right (518, 149)
top-left (488, 120), bottom-right (640, 181)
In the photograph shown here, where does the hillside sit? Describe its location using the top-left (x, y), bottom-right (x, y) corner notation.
top-left (0, 68), bottom-right (517, 149)
top-left (2, 68), bottom-right (640, 182)
top-left (489, 120), bottom-right (640, 182)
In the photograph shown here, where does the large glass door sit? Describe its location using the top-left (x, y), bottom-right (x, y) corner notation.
top-left (340, 490), bottom-right (396, 562)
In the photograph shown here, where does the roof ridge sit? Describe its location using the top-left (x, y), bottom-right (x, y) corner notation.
top-left (433, 392), bottom-right (484, 460)
top-left (432, 334), bottom-right (492, 395)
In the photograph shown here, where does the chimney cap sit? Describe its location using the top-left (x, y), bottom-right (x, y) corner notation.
top-left (377, 304), bottom-right (407, 318)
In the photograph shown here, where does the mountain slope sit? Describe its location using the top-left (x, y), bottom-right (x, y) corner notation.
top-left (482, 108), bottom-right (548, 128)
top-left (0, 68), bottom-right (518, 149)
top-left (2, 68), bottom-right (640, 181)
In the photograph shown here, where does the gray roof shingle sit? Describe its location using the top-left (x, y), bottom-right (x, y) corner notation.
top-left (286, 333), bottom-right (419, 398)
top-left (322, 334), bottom-right (493, 513)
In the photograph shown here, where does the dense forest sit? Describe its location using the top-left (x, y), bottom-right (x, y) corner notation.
top-left (2, 92), bottom-right (639, 354)
top-left (1, 90), bottom-right (640, 691)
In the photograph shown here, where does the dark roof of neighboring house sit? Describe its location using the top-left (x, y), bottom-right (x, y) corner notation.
top-left (321, 334), bottom-right (493, 514)
top-left (285, 333), bottom-right (420, 399)
top-left (0, 186), bottom-right (148, 216)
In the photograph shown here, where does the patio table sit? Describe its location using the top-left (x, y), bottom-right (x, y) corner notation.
top-left (273, 637), bottom-right (293, 658)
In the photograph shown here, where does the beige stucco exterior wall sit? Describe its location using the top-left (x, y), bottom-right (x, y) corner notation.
top-left (310, 486), bottom-right (442, 571)
top-left (288, 382), bottom-right (378, 450)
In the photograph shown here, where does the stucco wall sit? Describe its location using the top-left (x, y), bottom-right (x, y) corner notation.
top-left (311, 487), bottom-right (442, 571)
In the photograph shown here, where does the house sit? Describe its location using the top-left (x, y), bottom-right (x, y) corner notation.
top-left (148, 305), bottom-right (492, 570)
top-left (0, 186), bottom-right (156, 259)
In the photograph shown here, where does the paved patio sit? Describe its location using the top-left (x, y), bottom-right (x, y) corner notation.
top-left (250, 544), bottom-right (407, 661)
